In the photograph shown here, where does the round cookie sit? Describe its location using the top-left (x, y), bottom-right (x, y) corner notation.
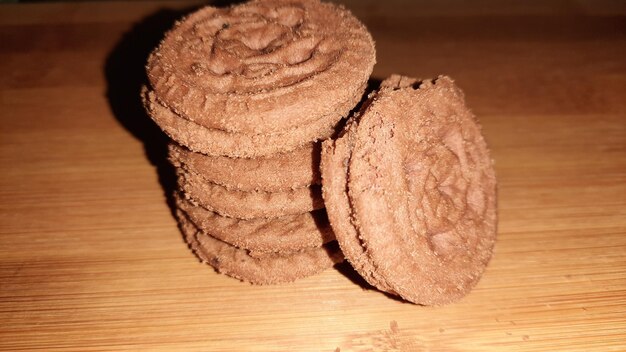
top-left (143, 87), bottom-right (363, 158)
top-left (178, 167), bottom-right (324, 219)
top-left (323, 75), bottom-right (497, 305)
top-left (177, 209), bottom-right (344, 284)
top-left (169, 141), bottom-right (321, 192)
top-left (147, 0), bottom-right (375, 135)
top-left (176, 193), bottom-right (334, 254)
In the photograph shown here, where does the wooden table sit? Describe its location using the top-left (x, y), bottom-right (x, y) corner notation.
top-left (1, 1), bottom-right (625, 351)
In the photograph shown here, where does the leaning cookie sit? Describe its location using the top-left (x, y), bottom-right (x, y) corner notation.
top-left (177, 210), bottom-right (344, 285)
top-left (169, 142), bottom-right (321, 192)
top-left (176, 193), bottom-right (335, 254)
top-left (146, 0), bottom-right (375, 135)
top-left (321, 75), bottom-right (497, 305)
top-left (178, 168), bottom-right (324, 219)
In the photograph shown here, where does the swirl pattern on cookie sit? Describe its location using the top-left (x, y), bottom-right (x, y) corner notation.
top-left (147, 0), bottom-right (375, 135)
top-left (323, 75), bottom-right (497, 305)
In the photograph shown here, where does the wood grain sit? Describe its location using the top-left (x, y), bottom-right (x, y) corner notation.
top-left (1, 1), bottom-right (625, 351)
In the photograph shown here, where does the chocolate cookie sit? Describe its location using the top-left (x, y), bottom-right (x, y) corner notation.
top-left (146, 0), bottom-right (375, 135)
top-left (177, 209), bottom-right (344, 284)
top-left (169, 141), bottom-right (321, 192)
top-left (321, 75), bottom-right (497, 305)
top-left (178, 167), bottom-right (324, 219)
top-left (143, 87), bottom-right (362, 158)
top-left (176, 193), bottom-right (334, 254)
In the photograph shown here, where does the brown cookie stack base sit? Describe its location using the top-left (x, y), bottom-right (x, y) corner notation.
top-left (175, 195), bottom-right (335, 255)
top-left (177, 209), bottom-right (343, 285)
top-left (162, 122), bottom-right (346, 282)
top-left (142, 0), bottom-right (375, 284)
top-left (169, 142), bottom-right (343, 284)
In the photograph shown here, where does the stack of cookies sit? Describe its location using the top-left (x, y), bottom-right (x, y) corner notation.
top-left (143, 0), bottom-right (375, 284)
top-left (142, 0), bottom-right (498, 305)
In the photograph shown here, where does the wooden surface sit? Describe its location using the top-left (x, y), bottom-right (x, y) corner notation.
top-left (1, 1), bottom-right (625, 351)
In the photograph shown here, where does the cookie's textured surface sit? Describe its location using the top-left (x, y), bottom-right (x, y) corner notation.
top-left (320, 119), bottom-right (394, 293)
top-left (177, 210), bottom-right (343, 284)
top-left (324, 75), bottom-right (497, 305)
top-left (176, 194), bottom-right (334, 254)
top-left (144, 87), bottom-right (359, 158)
top-left (147, 0), bottom-right (375, 135)
top-left (169, 142), bottom-right (321, 192)
top-left (178, 167), bottom-right (324, 219)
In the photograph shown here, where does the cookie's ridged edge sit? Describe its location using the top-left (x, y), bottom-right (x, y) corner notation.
top-left (168, 142), bottom-right (322, 192)
top-left (178, 167), bottom-right (324, 219)
top-left (320, 118), bottom-right (395, 293)
top-left (143, 83), bottom-right (366, 158)
top-left (176, 209), bottom-right (344, 285)
top-left (176, 193), bottom-right (335, 254)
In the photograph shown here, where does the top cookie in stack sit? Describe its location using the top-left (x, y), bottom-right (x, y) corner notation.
top-left (142, 0), bottom-right (376, 284)
top-left (144, 0), bottom-right (375, 158)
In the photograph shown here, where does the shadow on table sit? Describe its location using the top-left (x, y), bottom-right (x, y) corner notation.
top-left (335, 260), bottom-right (407, 304)
top-left (104, 6), bottom-right (192, 213)
top-left (105, 0), bottom-right (247, 210)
